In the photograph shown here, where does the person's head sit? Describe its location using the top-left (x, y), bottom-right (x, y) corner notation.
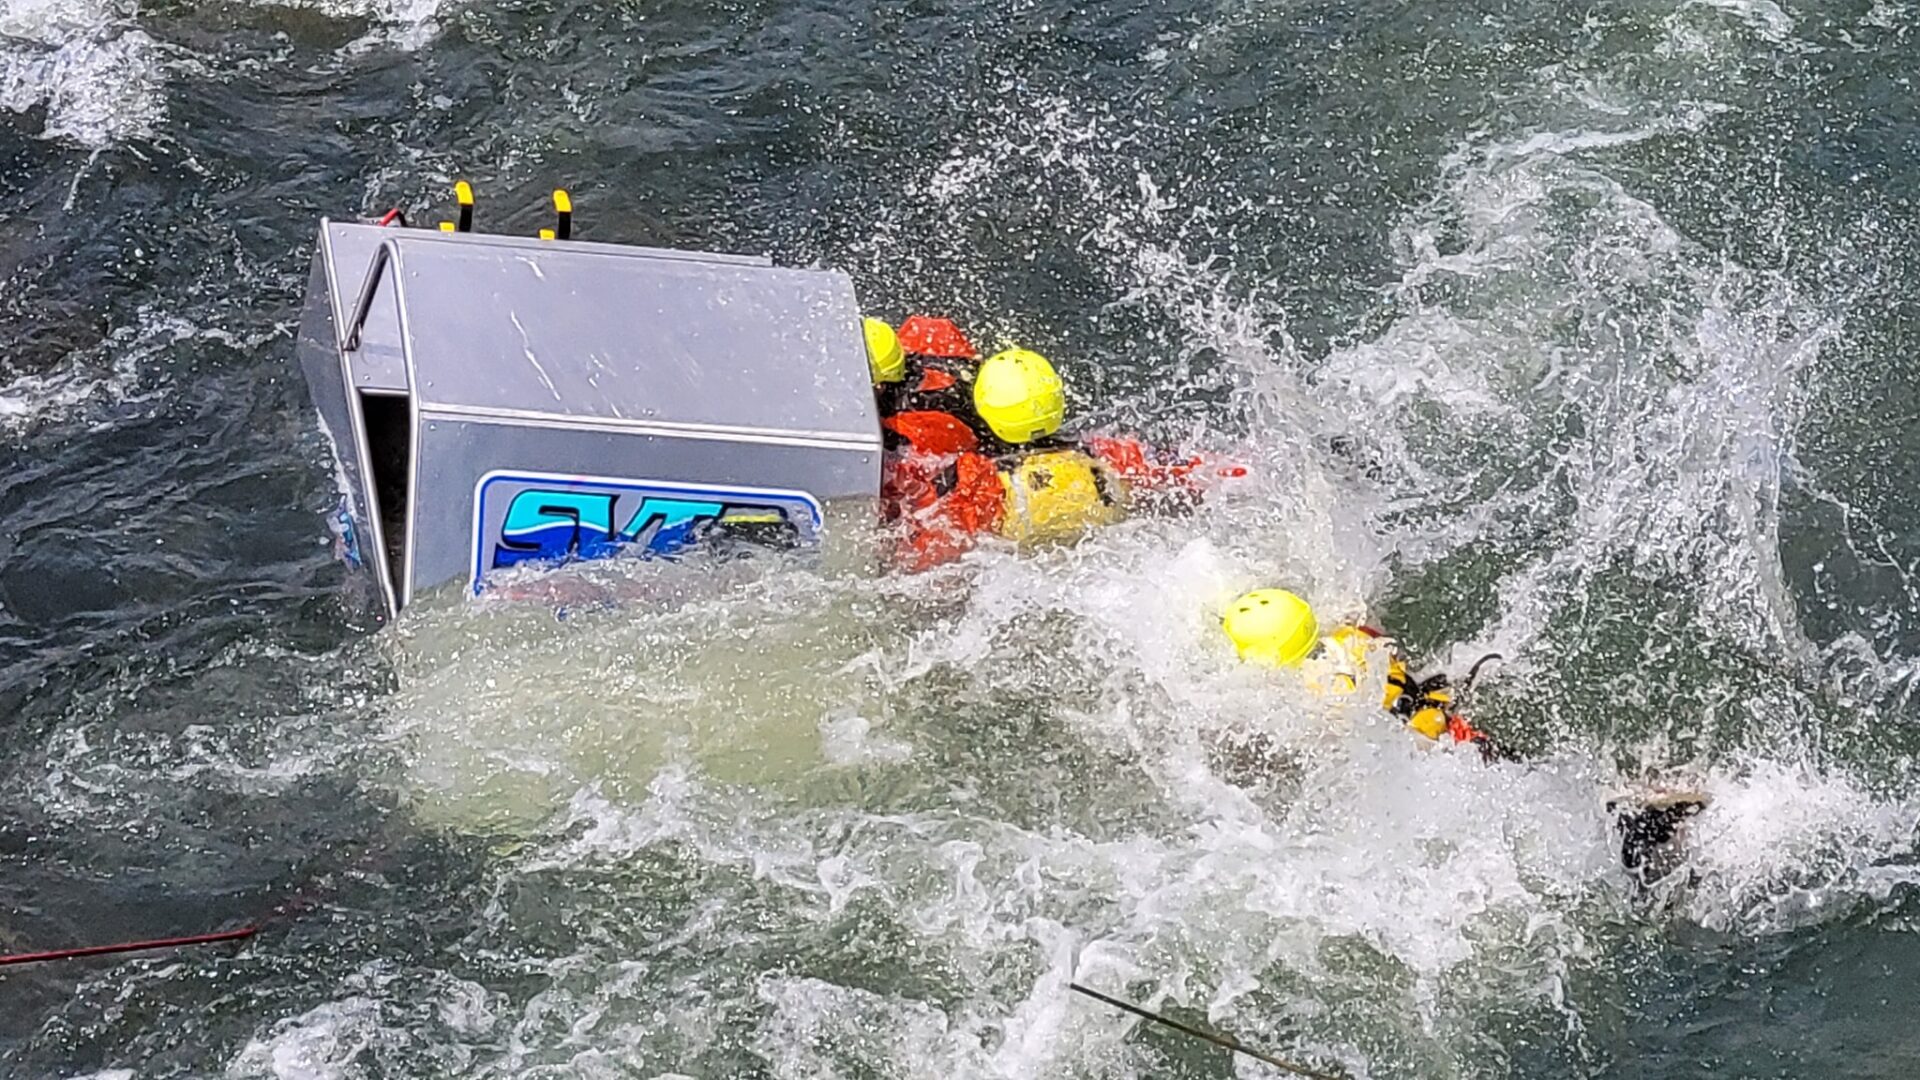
top-left (973, 348), bottom-right (1065, 445)
top-left (864, 317), bottom-right (905, 385)
top-left (1222, 589), bottom-right (1319, 667)
top-left (996, 450), bottom-right (1126, 546)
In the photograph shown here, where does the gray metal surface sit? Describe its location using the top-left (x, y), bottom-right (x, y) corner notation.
top-left (321, 222), bottom-right (776, 398)
top-left (299, 220), bottom-right (882, 617)
top-left (369, 231), bottom-right (875, 438)
top-left (411, 417), bottom-right (875, 601)
top-left (293, 251), bottom-right (395, 622)
top-left (321, 223), bottom-right (409, 394)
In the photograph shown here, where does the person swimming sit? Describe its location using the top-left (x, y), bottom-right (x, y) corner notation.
top-left (1218, 587), bottom-right (1707, 885)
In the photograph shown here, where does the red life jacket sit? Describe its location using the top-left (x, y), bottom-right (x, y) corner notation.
top-left (879, 409), bottom-right (1004, 570)
top-left (882, 410), bottom-right (978, 458)
top-left (897, 315), bottom-right (977, 359)
top-left (1081, 434), bottom-right (1248, 498)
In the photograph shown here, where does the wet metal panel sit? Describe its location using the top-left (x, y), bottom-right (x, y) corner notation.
top-left (321, 222), bottom-right (773, 397)
top-left (304, 222), bottom-right (880, 616)
top-left (293, 249), bottom-right (393, 621)
top-left (375, 233), bottom-right (876, 438)
top-left (473, 472), bottom-right (823, 583)
top-left (407, 404), bottom-right (878, 601)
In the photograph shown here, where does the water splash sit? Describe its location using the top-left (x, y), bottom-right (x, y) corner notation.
top-left (0, 0), bottom-right (163, 147)
top-left (333, 19), bottom-right (1920, 1075)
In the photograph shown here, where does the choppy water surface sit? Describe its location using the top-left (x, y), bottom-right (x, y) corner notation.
top-left (5, 0), bottom-right (1920, 1076)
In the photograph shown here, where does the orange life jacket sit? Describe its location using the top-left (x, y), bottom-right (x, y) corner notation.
top-left (879, 409), bottom-right (1004, 570)
top-left (897, 315), bottom-right (978, 359)
top-left (1081, 434), bottom-right (1248, 505)
top-left (882, 410), bottom-right (978, 457)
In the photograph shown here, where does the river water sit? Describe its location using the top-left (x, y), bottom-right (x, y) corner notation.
top-left (4, 0), bottom-right (1920, 1076)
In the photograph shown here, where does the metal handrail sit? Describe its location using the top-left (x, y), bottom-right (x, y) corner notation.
top-left (342, 238), bottom-right (399, 352)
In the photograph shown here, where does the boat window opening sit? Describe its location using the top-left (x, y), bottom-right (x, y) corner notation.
top-left (360, 390), bottom-right (412, 596)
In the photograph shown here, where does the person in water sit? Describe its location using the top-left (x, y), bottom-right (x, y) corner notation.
top-left (1220, 587), bottom-right (1503, 757)
top-left (864, 313), bottom-right (1237, 569)
top-left (863, 316), bottom-right (1138, 569)
top-left (1219, 586), bottom-right (1708, 883)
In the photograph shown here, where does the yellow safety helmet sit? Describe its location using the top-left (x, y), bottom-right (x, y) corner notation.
top-left (973, 348), bottom-right (1065, 444)
top-left (1222, 589), bottom-right (1319, 667)
top-left (864, 317), bottom-right (905, 384)
top-left (996, 450), bottom-right (1127, 547)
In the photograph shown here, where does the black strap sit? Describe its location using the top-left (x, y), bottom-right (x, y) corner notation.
top-left (1387, 670), bottom-right (1451, 718)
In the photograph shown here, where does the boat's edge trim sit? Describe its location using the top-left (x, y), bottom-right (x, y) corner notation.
top-left (417, 402), bottom-right (882, 452)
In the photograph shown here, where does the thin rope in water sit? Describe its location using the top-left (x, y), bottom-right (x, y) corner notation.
top-left (1070, 982), bottom-right (1346, 1080)
top-left (0, 926), bottom-right (257, 968)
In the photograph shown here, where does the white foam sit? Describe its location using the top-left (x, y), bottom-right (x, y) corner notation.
top-left (818, 712), bottom-right (914, 767)
top-left (426, 726), bottom-right (1626, 1076)
top-left (0, 0), bottom-right (163, 147)
top-left (1683, 757), bottom-right (1920, 931)
top-left (225, 996), bottom-right (388, 1079)
top-left (1689, 0), bottom-right (1799, 44)
top-left (341, 0), bottom-right (444, 52)
top-left (1298, 87), bottom-right (1833, 679)
top-left (0, 0), bottom-right (449, 148)
top-left (0, 306), bottom-right (276, 436)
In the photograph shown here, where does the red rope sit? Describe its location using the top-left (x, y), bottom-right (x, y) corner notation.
top-left (0, 926), bottom-right (257, 968)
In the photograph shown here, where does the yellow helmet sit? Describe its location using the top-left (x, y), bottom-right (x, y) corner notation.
top-left (864, 317), bottom-right (905, 384)
top-left (973, 348), bottom-right (1065, 444)
top-left (996, 450), bottom-right (1127, 546)
top-left (1222, 589), bottom-right (1319, 667)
